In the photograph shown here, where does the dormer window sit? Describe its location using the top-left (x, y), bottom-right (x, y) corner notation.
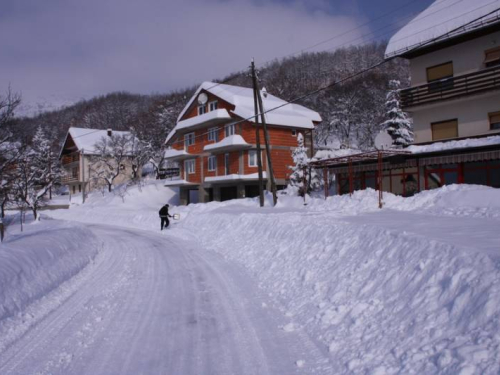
top-left (484, 47), bottom-right (500, 68)
top-left (209, 101), bottom-right (218, 111)
top-left (198, 105), bottom-right (206, 115)
top-left (184, 132), bottom-right (195, 147)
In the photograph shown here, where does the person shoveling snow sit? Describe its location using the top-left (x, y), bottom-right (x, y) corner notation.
top-left (159, 204), bottom-right (173, 230)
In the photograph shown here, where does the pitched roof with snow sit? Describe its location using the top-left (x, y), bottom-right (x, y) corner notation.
top-left (385, 0), bottom-right (500, 58)
top-left (63, 127), bottom-right (133, 155)
top-left (166, 82), bottom-right (322, 144)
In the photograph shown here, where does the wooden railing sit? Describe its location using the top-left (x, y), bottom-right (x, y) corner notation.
top-left (61, 176), bottom-right (79, 183)
top-left (61, 153), bottom-right (80, 165)
top-left (401, 65), bottom-right (500, 109)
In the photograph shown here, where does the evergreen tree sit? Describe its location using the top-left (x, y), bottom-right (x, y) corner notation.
top-left (382, 80), bottom-right (414, 147)
top-left (288, 133), bottom-right (322, 196)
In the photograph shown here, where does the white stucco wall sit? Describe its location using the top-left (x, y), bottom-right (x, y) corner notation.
top-left (412, 92), bottom-right (500, 143)
top-left (410, 30), bottom-right (500, 86)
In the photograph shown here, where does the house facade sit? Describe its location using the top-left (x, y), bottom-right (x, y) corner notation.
top-left (328, 0), bottom-right (500, 196)
top-left (60, 127), bottom-right (137, 195)
top-left (164, 82), bottom-right (321, 204)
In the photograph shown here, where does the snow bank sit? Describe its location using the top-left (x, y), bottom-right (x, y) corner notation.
top-left (0, 218), bottom-right (100, 323)
top-left (179, 191), bottom-right (500, 374)
top-left (46, 182), bottom-right (500, 373)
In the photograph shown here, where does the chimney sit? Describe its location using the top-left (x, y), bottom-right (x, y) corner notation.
top-left (107, 129), bottom-right (112, 137)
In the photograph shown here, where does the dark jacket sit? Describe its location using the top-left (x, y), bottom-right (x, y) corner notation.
top-left (159, 205), bottom-right (172, 218)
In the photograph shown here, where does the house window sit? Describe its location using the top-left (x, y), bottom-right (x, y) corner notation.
top-left (198, 105), bottom-right (206, 115)
top-left (427, 62), bottom-right (453, 82)
top-left (291, 128), bottom-right (297, 136)
top-left (489, 111), bottom-right (500, 130)
top-left (225, 123), bottom-right (236, 137)
top-left (209, 101), bottom-right (218, 111)
top-left (208, 127), bottom-right (219, 142)
top-left (184, 159), bottom-right (195, 175)
top-left (248, 150), bottom-right (258, 167)
top-left (184, 132), bottom-right (195, 147)
top-left (484, 47), bottom-right (500, 68)
top-left (208, 156), bottom-right (217, 171)
top-left (431, 119), bottom-right (458, 141)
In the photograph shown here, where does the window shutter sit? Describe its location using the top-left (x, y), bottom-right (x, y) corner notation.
top-left (432, 120), bottom-right (458, 140)
top-left (484, 47), bottom-right (500, 67)
top-left (427, 62), bottom-right (453, 82)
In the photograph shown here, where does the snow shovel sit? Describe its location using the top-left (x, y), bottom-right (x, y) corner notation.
top-left (172, 213), bottom-right (180, 220)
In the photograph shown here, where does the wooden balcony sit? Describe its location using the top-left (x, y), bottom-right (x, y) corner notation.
top-left (61, 153), bottom-right (80, 165)
top-left (62, 176), bottom-right (79, 184)
top-left (401, 65), bottom-right (500, 109)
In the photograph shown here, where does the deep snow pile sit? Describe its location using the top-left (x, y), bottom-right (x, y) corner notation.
top-left (0, 217), bottom-right (101, 326)
top-left (47, 182), bottom-right (500, 374)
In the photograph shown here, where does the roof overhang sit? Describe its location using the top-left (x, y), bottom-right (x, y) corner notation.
top-left (164, 149), bottom-right (196, 162)
top-left (203, 135), bottom-right (252, 153)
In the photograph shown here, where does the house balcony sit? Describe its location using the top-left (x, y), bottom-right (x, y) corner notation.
top-left (61, 176), bottom-right (80, 184)
top-left (176, 109), bottom-right (232, 132)
top-left (205, 172), bottom-right (267, 184)
top-left (401, 65), bottom-right (500, 109)
top-left (61, 154), bottom-right (80, 166)
top-left (203, 135), bottom-right (252, 153)
top-left (164, 148), bottom-right (197, 162)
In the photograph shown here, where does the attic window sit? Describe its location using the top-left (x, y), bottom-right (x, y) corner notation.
top-left (484, 47), bottom-right (500, 68)
top-left (209, 101), bottom-right (218, 111)
top-left (198, 105), bottom-right (206, 115)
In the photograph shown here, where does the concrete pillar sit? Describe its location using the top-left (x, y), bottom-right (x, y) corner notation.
top-left (213, 186), bottom-right (221, 202)
top-left (237, 183), bottom-right (245, 199)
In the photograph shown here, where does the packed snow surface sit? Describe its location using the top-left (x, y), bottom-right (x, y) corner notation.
top-left (2, 180), bottom-right (500, 374)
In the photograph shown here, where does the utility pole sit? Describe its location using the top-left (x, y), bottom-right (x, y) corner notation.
top-left (81, 149), bottom-right (86, 204)
top-left (252, 60), bottom-right (278, 206)
top-left (250, 59), bottom-right (265, 207)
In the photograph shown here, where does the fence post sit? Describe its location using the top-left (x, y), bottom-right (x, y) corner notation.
top-left (0, 218), bottom-right (4, 242)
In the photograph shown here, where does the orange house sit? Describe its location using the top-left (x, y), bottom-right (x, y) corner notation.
top-left (164, 82), bottom-right (321, 204)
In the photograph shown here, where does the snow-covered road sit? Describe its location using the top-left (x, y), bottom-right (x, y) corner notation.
top-left (0, 224), bottom-right (329, 375)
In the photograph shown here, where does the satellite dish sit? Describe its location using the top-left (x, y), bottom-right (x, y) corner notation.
top-left (374, 130), bottom-right (393, 150)
top-left (198, 93), bottom-right (208, 105)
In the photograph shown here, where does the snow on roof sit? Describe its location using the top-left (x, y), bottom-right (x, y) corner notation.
top-left (176, 81), bottom-right (321, 127)
top-left (203, 135), bottom-right (251, 152)
top-left (407, 135), bottom-right (500, 153)
top-left (67, 127), bottom-right (133, 154)
top-left (385, 0), bottom-right (500, 58)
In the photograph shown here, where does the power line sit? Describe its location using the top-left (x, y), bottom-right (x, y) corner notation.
top-left (167, 5), bottom-right (500, 148)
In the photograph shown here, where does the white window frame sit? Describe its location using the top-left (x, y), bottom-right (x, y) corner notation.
top-left (198, 105), bottom-right (206, 115)
top-left (248, 150), bottom-right (258, 167)
top-left (225, 123), bottom-right (236, 137)
top-left (184, 159), bottom-right (195, 177)
top-left (208, 155), bottom-right (217, 171)
top-left (209, 101), bottom-right (218, 111)
top-left (184, 132), bottom-right (195, 148)
top-left (208, 127), bottom-right (219, 142)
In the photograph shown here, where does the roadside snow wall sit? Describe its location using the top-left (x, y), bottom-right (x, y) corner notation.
top-left (180, 192), bottom-right (500, 374)
top-left (0, 220), bottom-right (100, 323)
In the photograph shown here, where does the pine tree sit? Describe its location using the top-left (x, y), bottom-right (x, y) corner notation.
top-left (382, 80), bottom-right (414, 147)
top-left (288, 133), bottom-right (322, 196)
top-left (288, 133), bottom-right (308, 196)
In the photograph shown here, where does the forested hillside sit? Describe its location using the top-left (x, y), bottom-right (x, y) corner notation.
top-left (10, 41), bottom-right (409, 152)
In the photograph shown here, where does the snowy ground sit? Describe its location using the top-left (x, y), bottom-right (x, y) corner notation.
top-left (1, 180), bottom-right (499, 374)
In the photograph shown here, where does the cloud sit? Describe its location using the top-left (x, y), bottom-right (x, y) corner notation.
top-left (0, 0), bottom-right (368, 109)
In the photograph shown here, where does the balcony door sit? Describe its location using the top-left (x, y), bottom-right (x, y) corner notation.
top-left (224, 153), bottom-right (230, 175)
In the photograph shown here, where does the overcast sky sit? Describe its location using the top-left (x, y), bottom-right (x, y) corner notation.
top-left (0, 0), bottom-right (433, 112)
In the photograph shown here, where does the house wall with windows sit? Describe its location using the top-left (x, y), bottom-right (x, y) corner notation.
top-left (164, 83), bottom-right (321, 204)
top-left (409, 31), bottom-right (500, 86)
top-left (412, 92), bottom-right (500, 143)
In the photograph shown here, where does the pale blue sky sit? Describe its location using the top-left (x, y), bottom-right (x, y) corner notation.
top-left (0, 0), bottom-right (434, 110)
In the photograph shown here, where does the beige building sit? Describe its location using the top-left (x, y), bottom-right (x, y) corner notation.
top-left (59, 127), bottom-right (138, 195)
top-left (324, 1), bottom-right (500, 196)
